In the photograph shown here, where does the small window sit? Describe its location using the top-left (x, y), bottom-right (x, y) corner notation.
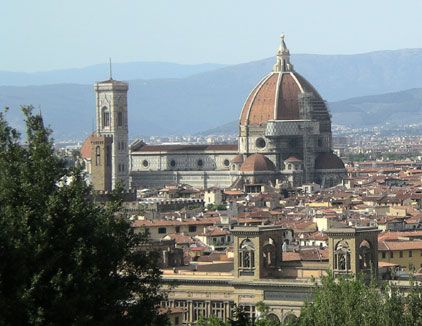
top-left (197, 159), bottom-right (203, 167)
top-left (400, 251), bottom-right (403, 258)
top-left (381, 252), bottom-right (386, 259)
top-left (175, 226), bottom-right (180, 233)
top-left (224, 159), bottom-right (230, 167)
top-left (158, 227), bottom-right (166, 234)
top-left (170, 160), bottom-right (176, 167)
top-left (390, 252), bottom-right (394, 259)
top-left (188, 225), bottom-right (197, 233)
top-left (143, 160), bottom-right (149, 167)
top-left (95, 146), bottom-right (101, 166)
top-left (409, 250), bottom-right (413, 258)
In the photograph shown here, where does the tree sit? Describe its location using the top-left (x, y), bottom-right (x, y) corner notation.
top-left (0, 107), bottom-right (167, 325)
top-left (298, 272), bottom-right (422, 326)
top-left (198, 315), bottom-right (229, 326)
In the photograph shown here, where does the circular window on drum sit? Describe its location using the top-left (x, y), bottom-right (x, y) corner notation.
top-left (256, 137), bottom-right (266, 149)
top-left (223, 159), bottom-right (230, 167)
top-left (142, 160), bottom-right (149, 168)
top-left (170, 160), bottom-right (176, 167)
top-left (197, 159), bottom-right (204, 167)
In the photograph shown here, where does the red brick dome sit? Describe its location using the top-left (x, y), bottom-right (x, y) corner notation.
top-left (239, 36), bottom-right (329, 129)
top-left (240, 154), bottom-right (276, 172)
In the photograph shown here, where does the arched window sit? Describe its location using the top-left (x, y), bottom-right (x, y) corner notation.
top-left (359, 240), bottom-right (372, 270)
top-left (334, 241), bottom-right (351, 271)
top-left (263, 238), bottom-right (276, 268)
top-left (239, 239), bottom-right (255, 269)
top-left (95, 146), bottom-right (101, 166)
top-left (102, 106), bottom-right (110, 128)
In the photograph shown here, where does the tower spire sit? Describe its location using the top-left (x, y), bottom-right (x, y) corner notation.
top-left (109, 58), bottom-right (113, 80)
top-left (273, 34), bottom-right (293, 72)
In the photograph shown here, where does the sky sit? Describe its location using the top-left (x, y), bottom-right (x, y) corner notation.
top-left (3, 0), bottom-right (422, 72)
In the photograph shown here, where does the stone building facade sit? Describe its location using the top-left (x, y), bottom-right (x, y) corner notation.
top-left (81, 36), bottom-right (346, 191)
top-left (160, 225), bottom-right (381, 324)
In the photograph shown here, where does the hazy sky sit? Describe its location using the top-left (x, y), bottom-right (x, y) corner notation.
top-left (3, 0), bottom-right (422, 72)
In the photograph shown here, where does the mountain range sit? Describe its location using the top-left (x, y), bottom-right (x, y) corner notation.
top-left (1, 49), bottom-right (422, 140)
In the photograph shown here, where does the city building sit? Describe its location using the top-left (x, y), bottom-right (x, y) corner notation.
top-left (81, 36), bottom-right (346, 192)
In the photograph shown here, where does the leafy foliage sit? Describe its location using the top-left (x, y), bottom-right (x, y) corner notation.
top-left (298, 272), bottom-right (422, 326)
top-left (0, 107), bottom-right (167, 325)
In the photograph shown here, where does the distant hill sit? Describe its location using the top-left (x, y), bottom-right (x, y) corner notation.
top-left (1, 49), bottom-right (422, 139)
top-left (329, 87), bottom-right (422, 127)
top-left (0, 62), bottom-right (226, 86)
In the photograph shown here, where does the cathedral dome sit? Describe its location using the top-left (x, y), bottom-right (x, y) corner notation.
top-left (239, 36), bottom-right (330, 131)
top-left (240, 154), bottom-right (276, 172)
top-left (315, 152), bottom-right (345, 170)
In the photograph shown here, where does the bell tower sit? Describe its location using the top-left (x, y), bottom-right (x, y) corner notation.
top-left (232, 225), bottom-right (287, 280)
top-left (326, 226), bottom-right (380, 279)
top-left (93, 76), bottom-right (129, 190)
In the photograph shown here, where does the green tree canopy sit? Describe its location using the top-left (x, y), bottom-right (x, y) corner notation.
top-left (298, 272), bottom-right (422, 326)
top-left (0, 107), bottom-right (167, 325)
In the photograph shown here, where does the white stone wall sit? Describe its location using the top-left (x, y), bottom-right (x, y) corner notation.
top-left (131, 170), bottom-right (238, 189)
top-left (131, 152), bottom-right (237, 172)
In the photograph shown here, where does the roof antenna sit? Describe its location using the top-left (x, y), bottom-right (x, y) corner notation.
top-left (109, 58), bottom-right (113, 80)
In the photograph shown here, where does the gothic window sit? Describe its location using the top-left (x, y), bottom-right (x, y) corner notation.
top-left (102, 107), bottom-right (110, 128)
top-left (239, 239), bottom-right (255, 269)
top-left (95, 146), bottom-right (101, 166)
top-left (334, 241), bottom-right (351, 271)
top-left (118, 111), bottom-right (123, 127)
top-left (359, 240), bottom-right (372, 270)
